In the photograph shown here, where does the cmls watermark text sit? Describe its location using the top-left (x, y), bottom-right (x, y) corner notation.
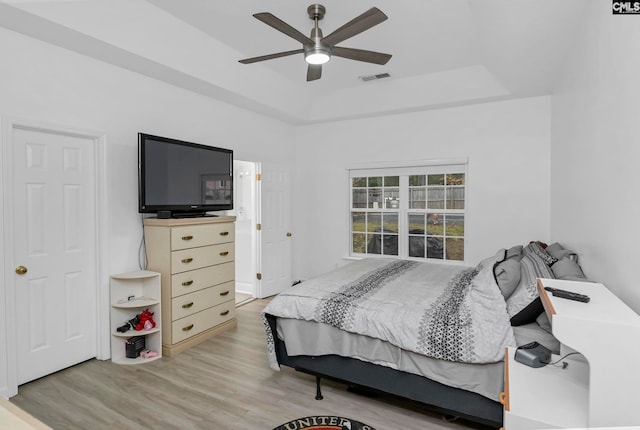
top-left (612, 1), bottom-right (640, 13)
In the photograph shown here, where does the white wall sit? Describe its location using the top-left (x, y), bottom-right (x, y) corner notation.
top-left (292, 96), bottom-right (552, 279)
top-left (551, 2), bottom-right (640, 312)
top-left (0, 27), bottom-right (294, 396)
top-left (0, 27), bottom-right (294, 270)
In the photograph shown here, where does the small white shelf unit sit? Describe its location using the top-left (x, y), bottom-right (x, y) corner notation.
top-left (110, 270), bottom-right (162, 365)
top-left (503, 278), bottom-right (640, 429)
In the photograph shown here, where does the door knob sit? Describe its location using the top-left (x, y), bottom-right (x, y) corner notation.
top-left (15, 265), bottom-right (28, 275)
top-left (286, 232), bottom-right (292, 237)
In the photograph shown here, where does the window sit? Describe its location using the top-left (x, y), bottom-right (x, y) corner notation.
top-left (349, 164), bottom-right (466, 262)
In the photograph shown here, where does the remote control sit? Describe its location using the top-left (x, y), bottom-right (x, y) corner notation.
top-left (544, 287), bottom-right (590, 303)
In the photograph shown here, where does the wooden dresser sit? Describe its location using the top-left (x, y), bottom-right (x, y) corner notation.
top-left (143, 216), bottom-right (237, 356)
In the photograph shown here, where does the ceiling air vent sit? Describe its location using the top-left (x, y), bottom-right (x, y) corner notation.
top-left (359, 73), bottom-right (391, 82)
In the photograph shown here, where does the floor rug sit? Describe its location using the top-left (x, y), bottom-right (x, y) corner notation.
top-left (273, 416), bottom-right (375, 430)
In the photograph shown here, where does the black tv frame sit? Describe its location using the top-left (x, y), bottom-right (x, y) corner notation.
top-left (138, 133), bottom-right (233, 218)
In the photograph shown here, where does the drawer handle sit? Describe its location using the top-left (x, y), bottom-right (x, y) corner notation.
top-left (219, 231), bottom-right (229, 236)
top-left (181, 235), bottom-right (194, 241)
top-left (181, 257), bottom-right (193, 264)
top-left (182, 324), bottom-right (194, 331)
top-left (219, 251), bottom-right (229, 256)
top-left (220, 290), bottom-right (230, 296)
top-left (182, 302), bottom-right (194, 309)
top-left (220, 310), bottom-right (230, 316)
top-left (182, 280), bottom-right (194, 286)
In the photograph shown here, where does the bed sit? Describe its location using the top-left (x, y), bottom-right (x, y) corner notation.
top-left (262, 242), bottom-right (582, 428)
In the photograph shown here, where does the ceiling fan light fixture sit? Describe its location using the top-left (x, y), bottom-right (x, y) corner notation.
top-left (305, 48), bottom-right (330, 65)
top-left (239, 5), bottom-right (391, 81)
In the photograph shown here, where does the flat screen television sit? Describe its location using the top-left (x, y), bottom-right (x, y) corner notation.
top-left (138, 133), bottom-right (233, 218)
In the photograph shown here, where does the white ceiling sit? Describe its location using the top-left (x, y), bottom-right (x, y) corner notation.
top-left (0, 0), bottom-right (584, 124)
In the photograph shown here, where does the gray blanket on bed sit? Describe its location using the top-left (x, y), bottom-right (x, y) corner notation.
top-left (263, 256), bottom-right (515, 370)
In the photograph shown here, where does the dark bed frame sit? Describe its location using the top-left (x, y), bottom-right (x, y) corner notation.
top-left (266, 314), bottom-right (503, 429)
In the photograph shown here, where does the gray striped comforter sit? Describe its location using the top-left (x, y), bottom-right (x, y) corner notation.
top-left (263, 256), bottom-right (515, 370)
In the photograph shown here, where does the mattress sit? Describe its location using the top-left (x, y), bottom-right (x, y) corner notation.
top-left (276, 317), bottom-right (560, 401)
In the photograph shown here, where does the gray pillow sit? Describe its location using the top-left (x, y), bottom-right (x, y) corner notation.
top-left (506, 245), bottom-right (524, 261)
top-left (524, 242), bottom-right (558, 266)
top-left (536, 312), bottom-right (552, 333)
top-left (494, 258), bottom-right (521, 299)
top-left (546, 242), bottom-right (575, 261)
top-left (477, 249), bottom-right (506, 270)
top-left (506, 253), bottom-right (556, 325)
top-left (551, 257), bottom-right (586, 280)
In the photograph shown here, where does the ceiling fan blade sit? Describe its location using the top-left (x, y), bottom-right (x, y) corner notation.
top-left (253, 12), bottom-right (314, 45)
top-left (307, 64), bottom-right (322, 81)
top-left (331, 46), bottom-right (392, 65)
top-left (322, 7), bottom-right (388, 46)
top-left (239, 49), bottom-right (303, 64)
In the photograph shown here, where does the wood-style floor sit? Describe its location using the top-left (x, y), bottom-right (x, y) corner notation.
top-left (234, 292), bottom-right (253, 306)
top-left (10, 299), bottom-right (492, 430)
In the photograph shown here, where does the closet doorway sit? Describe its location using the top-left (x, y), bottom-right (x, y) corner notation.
top-left (232, 160), bottom-right (292, 301)
top-left (0, 119), bottom-right (107, 397)
top-left (233, 160), bottom-right (258, 305)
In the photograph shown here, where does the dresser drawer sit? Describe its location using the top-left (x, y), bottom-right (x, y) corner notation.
top-left (171, 243), bottom-right (235, 274)
top-left (171, 282), bottom-right (235, 320)
top-left (171, 223), bottom-right (235, 251)
top-left (171, 302), bottom-right (236, 344)
top-left (170, 262), bottom-right (235, 298)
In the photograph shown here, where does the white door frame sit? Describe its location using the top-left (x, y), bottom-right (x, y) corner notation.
top-left (255, 162), bottom-right (263, 298)
top-left (231, 159), bottom-right (259, 299)
top-left (0, 116), bottom-right (109, 397)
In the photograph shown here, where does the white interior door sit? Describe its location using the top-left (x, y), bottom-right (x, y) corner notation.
top-left (257, 164), bottom-right (292, 298)
top-left (11, 125), bottom-right (98, 384)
